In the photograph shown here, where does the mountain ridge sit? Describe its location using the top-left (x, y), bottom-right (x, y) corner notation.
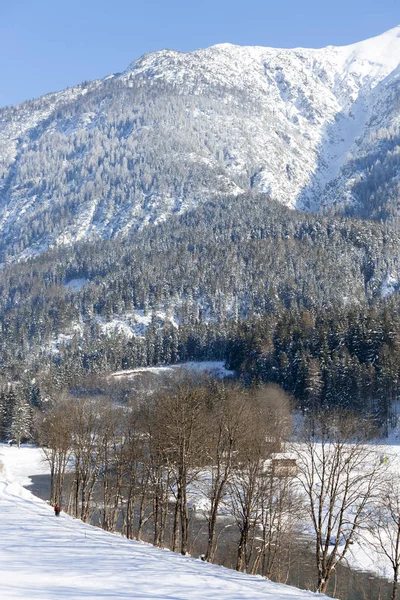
top-left (0, 26), bottom-right (400, 260)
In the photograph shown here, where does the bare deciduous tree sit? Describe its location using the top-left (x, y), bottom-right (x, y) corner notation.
top-left (230, 384), bottom-right (293, 573)
top-left (69, 397), bottom-right (103, 522)
top-left (120, 404), bottom-right (145, 540)
top-left (97, 400), bottom-right (126, 532)
top-left (203, 381), bottom-right (249, 563)
top-left (252, 471), bottom-right (303, 583)
top-left (154, 372), bottom-right (209, 555)
top-left (37, 395), bottom-right (73, 506)
top-left (294, 410), bottom-right (383, 594)
top-left (370, 478), bottom-right (400, 600)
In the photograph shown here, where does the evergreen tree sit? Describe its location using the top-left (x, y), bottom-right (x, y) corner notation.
top-left (10, 395), bottom-right (32, 448)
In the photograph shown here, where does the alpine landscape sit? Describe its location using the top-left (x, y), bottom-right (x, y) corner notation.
top-left (2, 15), bottom-right (400, 600)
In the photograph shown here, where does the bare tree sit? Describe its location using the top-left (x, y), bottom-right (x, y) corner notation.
top-left (252, 471), bottom-right (303, 583)
top-left (230, 384), bottom-right (292, 573)
top-left (144, 400), bottom-right (173, 548)
top-left (154, 372), bottom-right (209, 555)
top-left (230, 433), bottom-right (265, 573)
top-left (69, 397), bottom-right (103, 522)
top-left (370, 478), bottom-right (400, 600)
top-left (37, 395), bottom-right (73, 506)
top-left (120, 405), bottom-right (144, 540)
top-left (97, 400), bottom-right (126, 532)
top-left (203, 381), bottom-right (249, 562)
top-left (294, 410), bottom-right (384, 594)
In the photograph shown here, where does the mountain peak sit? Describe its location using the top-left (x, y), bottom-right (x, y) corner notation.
top-left (341, 24), bottom-right (400, 72)
top-left (0, 27), bottom-right (400, 260)
top-left (121, 26), bottom-right (400, 91)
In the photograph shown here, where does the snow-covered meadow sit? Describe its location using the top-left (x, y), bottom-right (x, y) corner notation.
top-left (0, 444), bottom-right (327, 600)
top-left (110, 360), bottom-right (235, 380)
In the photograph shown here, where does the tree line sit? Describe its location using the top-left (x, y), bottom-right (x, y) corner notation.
top-left (32, 375), bottom-right (400, 598)
top-left (36, 378), bottom-right (295, 573)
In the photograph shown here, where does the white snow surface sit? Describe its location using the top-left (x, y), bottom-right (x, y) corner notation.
top-left (0, 444), bottom-right (326, 600)
top-left (64, 278), bottom-right (87, 292)
top-left (380, 272), bottom-right (399, 297)
top-left (111, 360), bottom-right (235, 379)
top-left (344, 437), bottom-right (400, 578)
top-left (0, 444), bottom-right (49, 487)
top-left (95, 310), bottom-right (178, 340)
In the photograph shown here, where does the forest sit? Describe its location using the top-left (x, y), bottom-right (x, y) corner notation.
top-left (1, 191), bottom-right (400, 438)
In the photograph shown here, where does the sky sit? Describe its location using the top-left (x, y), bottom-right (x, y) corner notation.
top-left (0, 0), bottom-right (399, 107)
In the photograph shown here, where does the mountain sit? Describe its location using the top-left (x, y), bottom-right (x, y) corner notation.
top-left (0, 27), bottom-right (400, 260)
top-left (2, 27), bottom-right (400, 408)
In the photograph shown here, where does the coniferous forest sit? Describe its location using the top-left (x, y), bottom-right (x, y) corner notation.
top-left (1, 192), bottom-right (400, 437)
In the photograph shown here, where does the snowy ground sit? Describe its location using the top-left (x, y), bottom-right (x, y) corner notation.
top-left (111, 360), bottom-right (235, 379)
top-left (0, 444), bottom-right (327, 600)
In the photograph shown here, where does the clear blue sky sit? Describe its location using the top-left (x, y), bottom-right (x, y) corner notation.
top-left (0, 0), bottom-right (399, 107)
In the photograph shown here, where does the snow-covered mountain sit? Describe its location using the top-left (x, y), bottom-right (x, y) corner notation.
top-left (1, 26), bottom-right (400, 258)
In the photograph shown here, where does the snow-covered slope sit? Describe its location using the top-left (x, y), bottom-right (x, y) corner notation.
top-left (0, 445), bottom-right (327, 600)
top-left (0, 26), bottom-right (400, 259)
top-left (123, 25), bottom-right (400, 210)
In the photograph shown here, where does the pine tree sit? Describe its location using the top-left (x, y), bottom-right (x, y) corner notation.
top-left (10, 395), bottom-right (32, 448)
top-left (305, 357), bottom-right (323, 414)
top-left (0, 388), bottom-right (16, 442)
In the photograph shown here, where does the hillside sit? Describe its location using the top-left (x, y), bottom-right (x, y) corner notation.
top-left (1, 194), bottom-right (400, 413)
top-left (1, 28), bottom-right (400, 433)
top-left (0, 27), bottom-right (400, 260)
top-left (0, 444), bottom-right (327, 600)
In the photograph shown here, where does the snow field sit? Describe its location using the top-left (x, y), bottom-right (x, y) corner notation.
top-left (0, 444), bottom-right (327, 600)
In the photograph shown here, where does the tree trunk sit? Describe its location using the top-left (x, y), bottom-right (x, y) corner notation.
top-left (172, 485), bottom-right (181, 552)
top-left (125, 489), bottom-right (135, 540)
top-left (317, 579), bottom-right (329, 595)
top-left (159, 471), bottom-right (170, 548)
top-left (180, 481), bottom-right (189, 555)
top-left (49, 461), bottom-right (55, 505)
top-left (205, 503), bottom-right (219, 562)
top-left (236, 524), bottom-right (248, 572)
top-left (153, 489), bottom-right (160, 547)
top-left (137, 491), bottom-right (146, 541)
top-left (392, 572), bottom-right (398, 600)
